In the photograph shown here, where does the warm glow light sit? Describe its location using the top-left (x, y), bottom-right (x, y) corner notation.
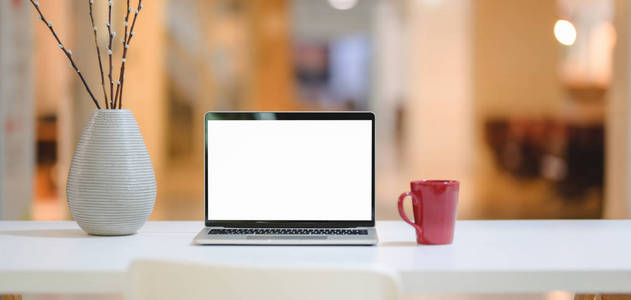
top-left (554, 19), bottom-right (577, 46)
top-left (328, 0), bottom-right (358, 10)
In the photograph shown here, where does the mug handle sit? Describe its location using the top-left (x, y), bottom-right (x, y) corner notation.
top-left (398, 192), bottom-right (422, 234)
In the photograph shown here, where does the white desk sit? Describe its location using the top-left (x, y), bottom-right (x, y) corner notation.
top-left (0, 220), bottom-right (630, 294)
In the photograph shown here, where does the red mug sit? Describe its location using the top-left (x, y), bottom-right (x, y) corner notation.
top-left (398, 180), bottom-right (459, 245)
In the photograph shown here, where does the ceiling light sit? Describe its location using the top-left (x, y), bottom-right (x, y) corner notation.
top-left (554, 19), bottom-right (577, 46)
top-left (328, 0), bottom-right (358, 10)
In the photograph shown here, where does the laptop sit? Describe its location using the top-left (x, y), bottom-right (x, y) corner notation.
top-left (193, 112), bottom-right (377, 245)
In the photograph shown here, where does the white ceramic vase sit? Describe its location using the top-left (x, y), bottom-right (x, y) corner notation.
top-left (66, 109), bottom-right (156, 236)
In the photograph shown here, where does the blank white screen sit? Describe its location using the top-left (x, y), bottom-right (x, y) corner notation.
top-left (207, 120), bottom-right (372, 221)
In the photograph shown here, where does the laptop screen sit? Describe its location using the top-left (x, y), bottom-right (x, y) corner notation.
top-left (205, 113), bottom-right (373, 223)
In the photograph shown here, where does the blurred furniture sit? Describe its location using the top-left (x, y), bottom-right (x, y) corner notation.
top-left (126, 259), bottom-right (400, 300)
top-left (483, 119), bottom-right (604, 219)
top-left (1, 220), bottom-right (631, 295)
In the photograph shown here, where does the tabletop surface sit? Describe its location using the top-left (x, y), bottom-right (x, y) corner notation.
top-left (0, 220), bottom-right (630, 294)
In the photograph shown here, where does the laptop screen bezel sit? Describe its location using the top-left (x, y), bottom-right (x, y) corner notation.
top-left (204, 111), bottom-right (376, 228)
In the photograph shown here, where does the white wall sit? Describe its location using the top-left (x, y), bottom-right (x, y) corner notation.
top-left (291, 0), bottom-right (375, 41)
top-left (373, 0), bottom-right (406, 151)
top-left (0, 0), bottom-right (34, 219)
top-left (404, 0), bottom-right (475, 217)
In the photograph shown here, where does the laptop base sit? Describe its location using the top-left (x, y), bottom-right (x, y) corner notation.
top-left (193, 227), bottom-right (378, 245)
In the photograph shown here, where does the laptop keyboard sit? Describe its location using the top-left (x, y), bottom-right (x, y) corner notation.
top-left (208, 228), bottom-right (368, 235)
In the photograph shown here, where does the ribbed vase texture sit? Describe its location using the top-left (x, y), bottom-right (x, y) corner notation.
top-left (67, 109), bottom-right (156, 236)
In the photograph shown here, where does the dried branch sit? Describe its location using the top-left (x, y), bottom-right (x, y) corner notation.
top-left (113, 0), bottom-right (132, 109)
top-left (107, 0), bottom-right (115, 108)
top-left (115, 0), bottom-right (142, 109)
top-left (29, 0), bottom-right (101, 109)
top-left (88, 0), bottom-right (108, 109)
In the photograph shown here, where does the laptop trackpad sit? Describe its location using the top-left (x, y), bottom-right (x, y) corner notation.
top-left (246, 236), bottom-right (328, 240)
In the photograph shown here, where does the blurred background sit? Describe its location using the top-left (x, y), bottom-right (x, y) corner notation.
top-left (1, 0), bottom-right (630, 224)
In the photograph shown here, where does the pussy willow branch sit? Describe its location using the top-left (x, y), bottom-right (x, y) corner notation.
top-left (88, 0), bottom-right (108, 109)
top-left (115, 0), bottom-right (142, 109)
top-left (113, 0), bottom-right (132, 109)
top-left (107, 0), bottom-right (115, 108)
top-left (29, 0), bottom-right (101, 109)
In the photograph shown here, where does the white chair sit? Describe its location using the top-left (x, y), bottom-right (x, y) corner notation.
top-left (126, 259), bottom-right (401, 300)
